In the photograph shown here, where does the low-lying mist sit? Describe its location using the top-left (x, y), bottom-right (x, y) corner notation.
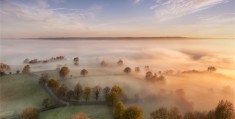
top-left (1, 39), bottom-right (235, 118)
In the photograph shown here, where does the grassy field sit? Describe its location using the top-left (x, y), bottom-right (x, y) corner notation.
top-left (39, 105), bottom-right (113, 119)
top-left (0, 74), bottom-right (54, 118)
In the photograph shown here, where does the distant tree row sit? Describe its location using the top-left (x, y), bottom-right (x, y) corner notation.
top-left (23, 56), bottom-right (65, 64)
top-left (150, 100), bottom-right (234, 119)
top-left (145, 71), bottom-right (165, 83)
top-left (100, 59), bottom-right (124, 67)
top-left (123, 67), bottom-right (141, 74)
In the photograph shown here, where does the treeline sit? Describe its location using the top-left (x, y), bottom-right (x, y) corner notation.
top-left (150, 100), bottom-right (234, 119)
top-left (23, 56), bottom-right (65, 64)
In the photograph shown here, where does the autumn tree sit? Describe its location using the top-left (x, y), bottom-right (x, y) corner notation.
top-left (106, 85), bottom-right (124, 107)
top-left (59, 66), bottom-right (70, 77)
top-left (123, 67), bottom-right (131, 74)
top-left (122, 106), bottom-right (144, 119)
top-left (93, 86), bottom-right (102, 101)
top-left (22, 65), bottom-right (30, 73)
top-left (83, 86), bottom-right (91, 101)
top-left (74, 83), bottom-right (83, 101)
top-left (80, 69), bottom-right (88, 76)
top-left (215, 100), bottom-right (234, 119)
top-left (47, 78), bottom-right (60, 89)
top-left (57, 84), bottom-right (68, 97)
top-left (70, 112), bottom-right (90, 119)
top-left (114, 101), bottom-right (125, 119)
top-left (21, 107), bottom-right (38, 119)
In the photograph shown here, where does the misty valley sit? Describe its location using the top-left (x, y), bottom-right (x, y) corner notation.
top-left (0, 39), bottom-right (234, 119)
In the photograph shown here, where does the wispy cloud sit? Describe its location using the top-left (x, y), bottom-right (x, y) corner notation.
top-left (133, 0), bottom-right (142, 4)
top-left (0, 0), bottom-right (102, 37)
top-left (150, 0), bottom-right (228, 21)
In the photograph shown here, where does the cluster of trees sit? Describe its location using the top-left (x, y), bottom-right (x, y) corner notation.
top-left (114, 102), bottom-right (144, 119)
top-left (150, 100), bottom-right (234, 119)
top-left (145, 71), bottom-right (165, 83)
top-left (104, 85), bottom-right (144, 119)
top-left (208, 66), bottom-right (216, 72)
top-left (23, 56), bottom-right (65, 64)
top-left (99, 59), bottom-right (124, 67)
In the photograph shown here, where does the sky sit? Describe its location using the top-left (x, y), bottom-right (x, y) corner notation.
top-left (0, 0), bottom-right (234, 38)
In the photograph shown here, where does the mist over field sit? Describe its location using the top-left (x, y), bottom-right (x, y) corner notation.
top-left (0, 39), bottom-right (235, 118)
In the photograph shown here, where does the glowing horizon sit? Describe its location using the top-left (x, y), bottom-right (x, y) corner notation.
top-left (0, 0), bottom-right (234, 38)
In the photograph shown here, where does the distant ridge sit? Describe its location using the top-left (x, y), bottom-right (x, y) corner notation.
top-left (27, 36), bottom-right (193, 40)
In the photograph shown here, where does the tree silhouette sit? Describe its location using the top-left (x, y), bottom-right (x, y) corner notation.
top-left (74, 83), bottom-right (83, 101)
top-left (117, 59), bottom-right (124, 66)
top-left (93, 86), bottom-right (102, 101)
top-left (80, 69), bottom-right (88, 76)
top-left (124, 67), bottom-right (131, 74)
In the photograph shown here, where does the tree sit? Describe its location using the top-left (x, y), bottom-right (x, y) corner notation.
top-left (106, 85), bottom-right (124, 107)
top-left (106, 91), bottom-right (119, 107)
top-left (83, 86), bottom-right (91, 101)
top-left (103, 86), bottom-right (111, 97)
top-left (114, 101), bottom-right (125, 119)
top-left (122, 106), bottom-right (144, 119)
top-left (80, 69), bottom-right (88, 76)
top-left (57, 84), bottom-right (68, 97)
top-left (111, 85), bottom-right (124, 97)
top-left (70, 112), bottom-right (90, 119)
top-left (39, 73), bottom-right (49, 84)
top-left (59, 66), bottom-right (70, 77)
top-left (22, 65), bottom-right (30, 73)
top-left (93, 86), bottom-right (102, 101)
top-left (47, 78), bottom-right (60, 89)
top-left (73, 57), bottom-right (79, 66)
top-left (123, 67), bottom-right (131, 74)
top-left (101, 60), bottom-right (107, 67)
top-left (117, 59), bottom-right (124, 66)
top-left (135, 67), bottom-right (140, 73)
top-left (215, 100), bottom-right (234, 119)
top-left (42, 98), bottom-right (50, 108)
top-left (74, 83), bottom-right (83, 101)
top-left (21, 107), bottom-right (38, 119)
top-left (150, 107), bottom-right (168, 119)
top-left (67, 90), bottom-right (74, 100)
top-left (16, 70), bottom-right (20, 74)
